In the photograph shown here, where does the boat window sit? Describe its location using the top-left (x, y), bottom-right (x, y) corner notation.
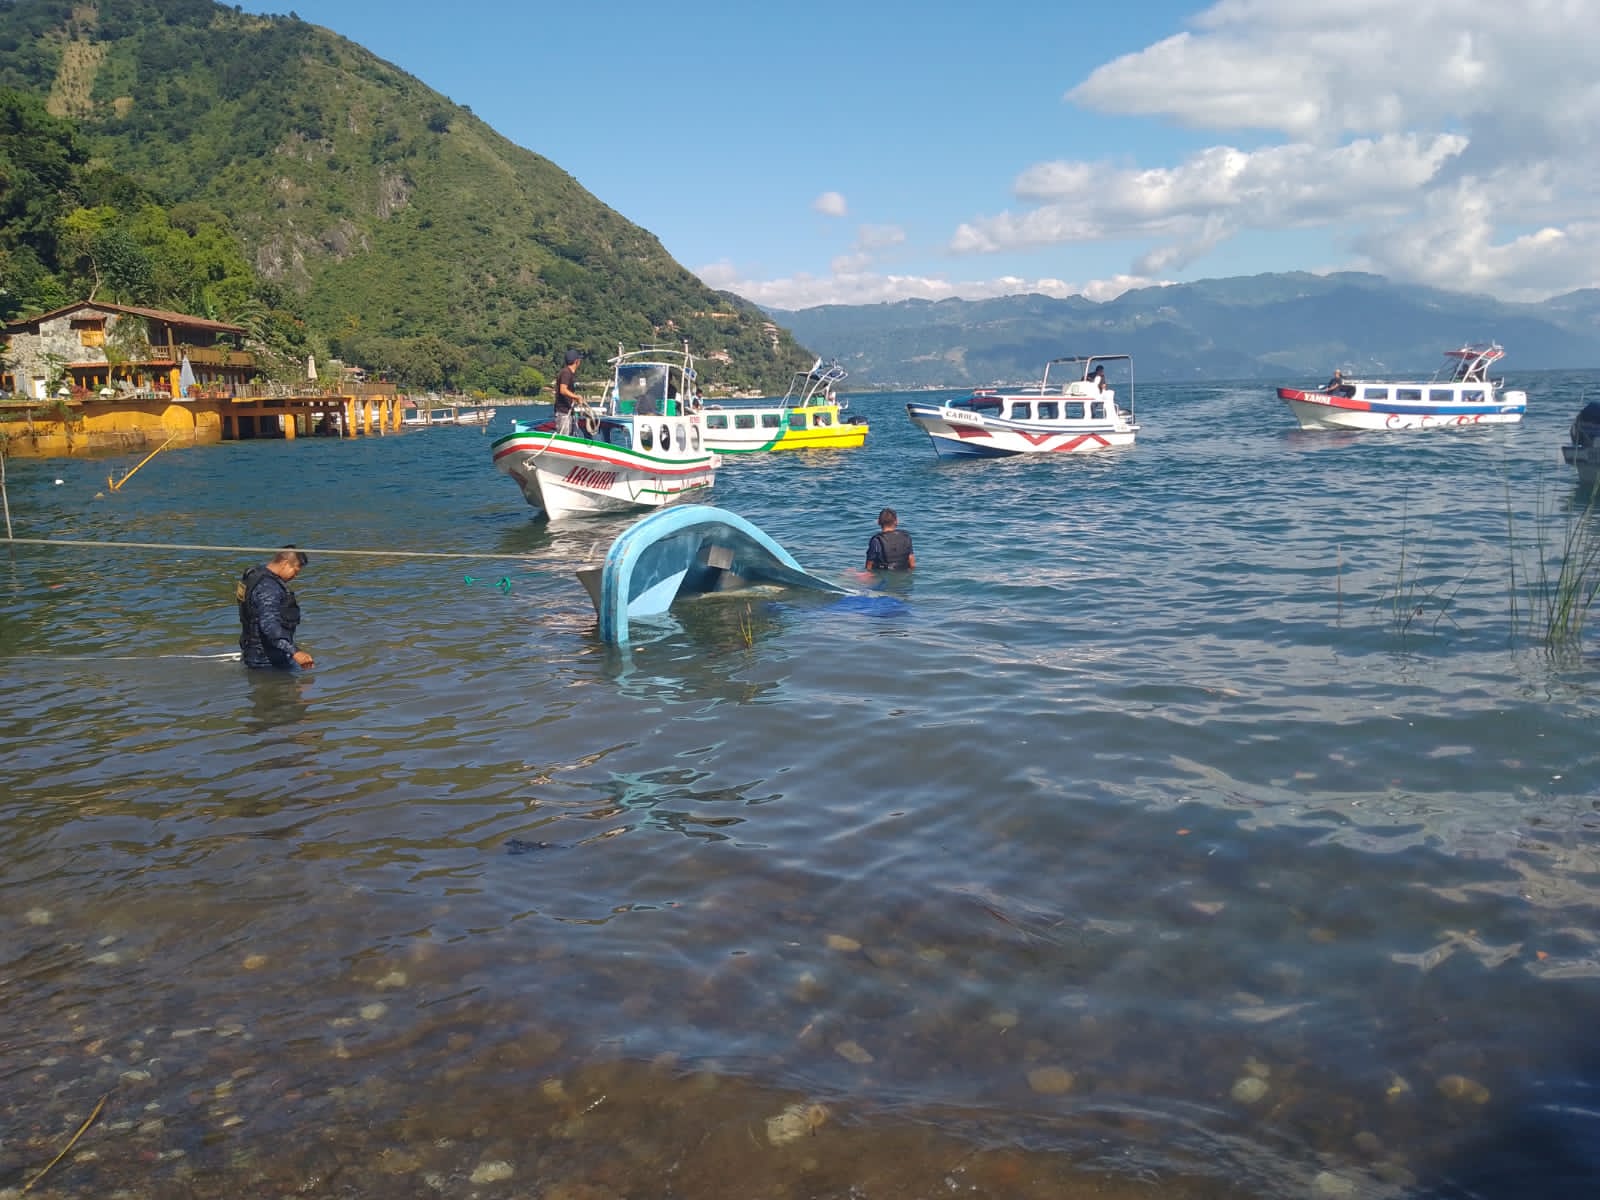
top-left (691, 425), bottom-right (701, 450)
top-left (1009, 403), bottom-right (1031, 420)
top-left (955, 395), bottom-right (1003, 416)
top-left (706, 414), bottom-right (728, 429)
top-left (1429, 389), bottom-right (1455, 403)
top-left (1362, 387), bottom-right (1389, 401)
top-left (606, 422), bottom-right (630, 448)
top-left (814, 412), bottom-right (832, 426)
top-left (762, 414), bottom-right (782, 428)
top-left (735, 414), bottom-right (755, 429)
top-left (1065, 402), bottom-right (1085, 420)
top-left (639, 423), bottom-right (654, 451)
top-left (1462, 390), bottom-right (1485, 403)
top-left (788, 412), bottom-right (807, 429)
top-left (674, 423), bottom-right (685, 450)
top-left (659, 423), bottom-right (672, 451)
top-left (1091, 402), bottom-right (1106, 420)
top-left (616, 363), bottom-right (669, 413)
top-left (1036, 401), bottom-right (1058, 420)
top-left (1396, 388), bottom-right (1422, 402)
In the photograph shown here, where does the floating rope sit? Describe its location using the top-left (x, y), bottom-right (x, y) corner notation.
top-left (0, 536), bottom-right (537, 561)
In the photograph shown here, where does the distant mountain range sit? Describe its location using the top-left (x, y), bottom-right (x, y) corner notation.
top-left (769, 273), bottom-right (1600, 388)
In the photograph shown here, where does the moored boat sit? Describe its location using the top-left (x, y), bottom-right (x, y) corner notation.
top-left (701, 360), bottom-right (867, 453)
top-left (1276, 344), bottom-right (1527, 432)
top-left (905, 354), bottom-right (1137, 459)
top-left (1560, 400), bottom-right (1600, 491)
top-left (491, 342), bottom-right (716, 520)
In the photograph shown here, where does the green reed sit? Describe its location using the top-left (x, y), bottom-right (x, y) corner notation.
top-left (1511, 473), bottom-right (1600, 650)
top-left (1376, 472), bottom-right (1600, 650)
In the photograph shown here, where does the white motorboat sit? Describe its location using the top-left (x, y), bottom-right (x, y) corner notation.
top-left (491, 342), bottom-right (716, 520)
top-left (1276, 344), bottom-right (1527, 432)
top-left (906, 354), bottom-right (1137, 458)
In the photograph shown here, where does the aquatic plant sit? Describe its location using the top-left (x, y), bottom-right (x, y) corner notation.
top-left (1512, 476), bottom-right (1600, 651)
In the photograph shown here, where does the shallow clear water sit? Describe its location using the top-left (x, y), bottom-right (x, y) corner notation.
top-left (3, 375), bottom-right (1600, 1198)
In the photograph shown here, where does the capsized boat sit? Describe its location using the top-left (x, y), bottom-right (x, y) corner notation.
top-left (1276, 344), bottom-right (1527, 432)
top-left (491, 342), bottom-right (717, 520)
top-left (702, 359), bottom-right (868, 453)
top-left (1560, 401), bottom-right (1600, 491)
top-left (576, 504), bottom-right (852, 644)
top-left (905, 355), bottom-right (1138, 458)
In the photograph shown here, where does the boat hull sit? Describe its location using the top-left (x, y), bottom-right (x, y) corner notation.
top-left (491, 430), bottom-right (716, 519)
top-left (581, 504), bottom-right (850, 643)
top-left (702, 403), bottom-right (868, 454)
top-left (1561, 442), bottom-right (1600, 489)
top-left (1277, 387), bottom-right (1526, 432)
top-left (905, 402), bottom-right (1137, 459)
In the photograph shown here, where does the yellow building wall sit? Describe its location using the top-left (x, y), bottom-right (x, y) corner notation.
top-left (0, 402), bottom-right (223, 458)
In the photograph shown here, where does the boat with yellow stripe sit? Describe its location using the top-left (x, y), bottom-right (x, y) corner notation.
top-left (702, 360), bottom-right (868, 454)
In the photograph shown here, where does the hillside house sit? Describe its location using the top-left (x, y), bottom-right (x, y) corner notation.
top-left (2, 301), bottom-right (255, 400)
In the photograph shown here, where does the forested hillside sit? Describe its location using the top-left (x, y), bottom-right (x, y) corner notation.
top-left (0, 0), bottom-right (814, 394)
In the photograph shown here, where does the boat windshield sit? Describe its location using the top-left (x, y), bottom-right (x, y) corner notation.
top-left (614, 362), bottom-right (687, 414)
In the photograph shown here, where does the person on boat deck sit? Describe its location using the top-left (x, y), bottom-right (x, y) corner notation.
top-left (554, 350), bottom-right (583, 434)
top-left (237, 548), bottom-right (314, 670)
top-left (1324, 368), bottom-right (1345, 392)
top-left (865, 508), bottom-right (916, 572)
top-left (1089, 365), bottom-right (1106, 392)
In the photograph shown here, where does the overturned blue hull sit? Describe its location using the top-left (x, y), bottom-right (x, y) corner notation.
top-left (579, 504), bottom-right (850, 644)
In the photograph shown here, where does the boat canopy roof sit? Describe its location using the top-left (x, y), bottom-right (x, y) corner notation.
top-left (1439, 344), bottom-right (1505, 383)
top-left (780, 358), bottom-right (847, 406)
top-left (1041, 354), bottom-right (1133, 392)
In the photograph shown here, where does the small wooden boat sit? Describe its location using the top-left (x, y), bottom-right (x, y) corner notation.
top-left (1561, 401), bottom-right (1600, 491)
top-left (576, 504), bottom-right (850, 643)
top-left (491, 342), bottom-right (717, 520)
top-left (1276, 345), bottom-right (1527, 431)
top-left (702, 360), bottom-right (867, 453)
top-left (906, 354), bottom-right (1137, 458)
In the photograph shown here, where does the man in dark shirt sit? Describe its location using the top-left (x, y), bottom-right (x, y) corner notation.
top-left (865, 507), bottom-right (915, 571)
top-left (237, 548), bottom-right (314, 669)
top-left (554, 350), bottom-right (583, 434)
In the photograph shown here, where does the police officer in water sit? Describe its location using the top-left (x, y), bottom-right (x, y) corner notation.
top-left (237, 547), bottom-right (314, 669)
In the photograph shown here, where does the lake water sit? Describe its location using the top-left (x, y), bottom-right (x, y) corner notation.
top-left (3, 373), bottom-right (1599, 1199)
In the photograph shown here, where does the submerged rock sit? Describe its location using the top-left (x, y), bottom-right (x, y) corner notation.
top-left (765, 1102), bottom-right (829, 1145)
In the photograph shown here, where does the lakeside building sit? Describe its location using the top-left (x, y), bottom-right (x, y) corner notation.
top-left (1, 301), bottom-right (404, 457)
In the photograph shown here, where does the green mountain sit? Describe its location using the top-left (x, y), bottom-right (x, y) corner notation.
top-left (770, 272), bottom-right (1600, 387)
top-left (0, 0), bottom-right (814, 394)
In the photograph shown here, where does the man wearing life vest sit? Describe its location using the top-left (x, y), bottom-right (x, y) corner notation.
top-left (237, 548), bottom-right (314, 669)
top-left (865, 507), bottom-right (916, 571)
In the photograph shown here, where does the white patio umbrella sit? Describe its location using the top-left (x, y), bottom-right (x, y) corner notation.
top-left (178, 354), bottom-right (197, 394)
top-left (307, 355), bottom-right (318, 382)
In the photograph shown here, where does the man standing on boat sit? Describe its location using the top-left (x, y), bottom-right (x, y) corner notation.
top-left (553, 350), bottom-right (583, 435)
top-left (865, 508), bottom-right (915, 572)
top-left (237, 548), bottom-right (314, 669)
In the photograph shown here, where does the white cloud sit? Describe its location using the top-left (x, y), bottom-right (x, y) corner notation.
top-left (942, 0), bottom-right (1600, 301)
top-left (951, 133), bottom-right (1467, 266)
top-left (812, 191), bottom-right (848, 218)
top-left (693, 262), bottom-right (1151, 311)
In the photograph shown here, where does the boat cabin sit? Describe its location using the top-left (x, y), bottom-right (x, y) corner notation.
top-left (610, 359), bottom-right (693, 417)
top-left (705, 410), bottom-right (783, 435)
top-left (1354, 385), bottom-right (1489, 404)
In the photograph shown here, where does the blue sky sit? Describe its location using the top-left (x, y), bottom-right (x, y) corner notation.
top-left (246, 0), bottom-right (1595, 310)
